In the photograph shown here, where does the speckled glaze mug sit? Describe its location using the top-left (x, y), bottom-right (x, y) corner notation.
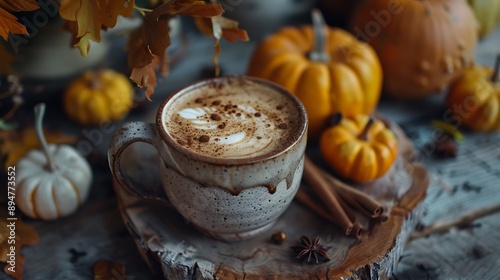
top-left (108, 76), bottom-right (307, 241)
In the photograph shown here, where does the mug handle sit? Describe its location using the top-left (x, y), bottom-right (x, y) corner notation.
top-left (108, 121), bottom-right (169, 202)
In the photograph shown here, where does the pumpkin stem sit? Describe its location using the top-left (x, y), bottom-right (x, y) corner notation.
top-left (492, 54), bottom-right (500, 83)
top-left (327, 112), bottom-right (343, 127)
top-left (309, 9), bottom-right (330, 63)
top-left (34, 103), bottom-right (56, 172)
top-left (359, 117), bottom-right (375, 141)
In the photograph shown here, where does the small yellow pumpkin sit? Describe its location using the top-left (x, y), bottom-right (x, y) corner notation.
top-left (247, 10), bottom-right (382, 139)
top-left (445, 57), bottom-right (500, 132)
top-left (320, 114), bottom-right (398, 183)
top-left (64, 69), bottom-right (134, 126)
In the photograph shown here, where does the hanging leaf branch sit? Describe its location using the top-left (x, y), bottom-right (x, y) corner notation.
top-left (125, 0), bottom-right (226, 100)
top-left (0, 0), bottom-right (248, 100)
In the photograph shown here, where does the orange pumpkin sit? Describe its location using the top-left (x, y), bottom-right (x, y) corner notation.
top-left (351, 0), bottom-right (477, 99)
top-left (445, 57), bottom-right (500, 131)
top-left (247, 10), bottom-right (382, 139)
top-left (320, 114), bottom-right (398, 183)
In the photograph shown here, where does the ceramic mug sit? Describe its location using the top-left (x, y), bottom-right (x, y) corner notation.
top-left (108, 76), bottom-right (308, 241)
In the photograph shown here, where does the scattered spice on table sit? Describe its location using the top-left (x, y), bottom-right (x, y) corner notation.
top-left (271, 231), bottom-right (286, 244)
top-left (93, 260), bottom-right (128, 280)
top-left (433, 135), bottom-right (458, 158)
top-left (68, 248), bottom-right (87, 264)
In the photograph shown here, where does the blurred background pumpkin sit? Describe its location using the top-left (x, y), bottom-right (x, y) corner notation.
top-left (445, 56), bottom-right (500, 132)
top-left (351, 0), bottom-right (478, 99)
top-left (468, 0), bottom-right (500, 38)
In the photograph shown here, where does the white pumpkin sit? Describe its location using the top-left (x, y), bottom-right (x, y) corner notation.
top-left (15, 104), bottom-right (92, 221)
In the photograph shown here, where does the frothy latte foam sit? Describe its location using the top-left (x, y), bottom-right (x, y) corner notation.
top-left (163, 78), bottom-right (302, 159)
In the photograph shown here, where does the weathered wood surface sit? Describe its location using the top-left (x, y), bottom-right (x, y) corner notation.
top-left (112, 121), bottom-right (428, 280)
top-left (390, 122), bottom-right (500, 280)
top-left (2, 20), bottom-right (499, 280)
top-left (380, 28), bottom-right (500, 280)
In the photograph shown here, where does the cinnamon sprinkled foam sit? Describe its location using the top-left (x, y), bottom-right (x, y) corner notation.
top-left (164, 78), bottom-right (301, 159)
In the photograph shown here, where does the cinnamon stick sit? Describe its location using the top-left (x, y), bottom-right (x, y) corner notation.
top-left (343, 195), bottom-right (382, 219)
top-left (372, 212), bottom-right (389, 224)
top-left (295, 188), bottom-right (335, 224)
top-left (351, 222), bottom-right (364, 239)
top-left (377, 214), bottom-right (389, 223)
top-left (319, 169), bottom-right (384, 218)
top-left (295, 188), bottom-right (356, 226)
top-left (296, 188), bottom-right (364, 239)
top-left (336, 190), bottom-right (357, 222)
top-left (303, 156), bottom-right (354, 235)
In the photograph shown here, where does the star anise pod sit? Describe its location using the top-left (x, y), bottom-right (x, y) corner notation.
top-left (292, 236), bottom-right (331, 264)
top-left (433, 135), bottom-right (457, 158)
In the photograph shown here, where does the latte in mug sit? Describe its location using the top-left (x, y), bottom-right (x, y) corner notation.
top-left (109, 76), bottom-right (308, 241)
top-left (163, 78), bottom-right (303, 159)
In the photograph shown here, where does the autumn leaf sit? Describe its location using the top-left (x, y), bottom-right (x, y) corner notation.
top-left (60, 0), bottom-right (135, 56)
top-left (194, 16), bottom-right (248, 75)
top-left (128, 0), bottom-right (223, 99)
top-left (127, 14), bottom-right (170, 69)
top-left (93, 260), bottom-right (127, 280)
top-left (0, 44), bottom-right (14, 75)
top-left (59, 0), bottom-right (101, 42)
top-left (130, 55), bottom-right (166, 100)
top-left (209, 16), bottom-right (249, 43)
top-left (0, 216), bottom-right (40, 280)
top-left (195, 17), bottom-right (213, 37)
top-left (62, 20), bottom-right (93, 56)
top-left (0, 0), bottom-right (39, 12)
top-left (99, 0), bottom-right (134, 27)
top-left (0, 126), bottom-right (78, 169)
top-left (0, 7), bottom-right (28, 40)
top-left (0, 0), bottom-right (40, 40)
top-left (74, 33), bottom-right (94, 56)
top-left (126, 14), bottom-right (170, 100)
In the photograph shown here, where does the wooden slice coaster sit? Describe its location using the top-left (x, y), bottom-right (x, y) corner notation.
top-left (113, 120), bottom-right (429, 279)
